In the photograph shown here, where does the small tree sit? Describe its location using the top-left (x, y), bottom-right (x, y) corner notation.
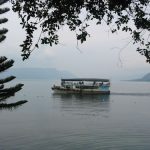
top-left (0, 56), bottom-right (27, 109)
top-left (0, 0), bottom-right (9, 43)
top-left (0, 0), bottom-right (27, 109)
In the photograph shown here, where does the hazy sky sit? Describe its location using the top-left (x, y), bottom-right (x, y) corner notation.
top-left (1, 4), bottom-right (150, 80)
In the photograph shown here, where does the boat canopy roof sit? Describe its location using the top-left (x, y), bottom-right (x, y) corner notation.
top-left (61, 78), bottom-right (110, 82)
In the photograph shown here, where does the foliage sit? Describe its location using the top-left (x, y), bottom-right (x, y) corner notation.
top-left (0, 100), bottom-right (27, 110)
top-left (0, 0), bottom-right (9, 42)
top-left (0, 0), bottom-right (27, 109)
top-left (0, 56), bottom-right (27, 108)
top-left (11, 0), bottom-right (150, 62)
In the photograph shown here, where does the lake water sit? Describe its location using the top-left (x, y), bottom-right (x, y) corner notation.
top-left (0, 80), bottom-right (150, 150)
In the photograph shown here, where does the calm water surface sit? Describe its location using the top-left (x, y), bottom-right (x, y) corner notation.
top-left (0, 80), bottom-right (150, 150)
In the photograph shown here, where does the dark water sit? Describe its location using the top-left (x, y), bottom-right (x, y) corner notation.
top-left (0, 80), bottom-right (150, 150)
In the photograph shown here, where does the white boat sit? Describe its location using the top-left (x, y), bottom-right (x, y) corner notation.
top-left (51, 78), bottom-right (110, 94)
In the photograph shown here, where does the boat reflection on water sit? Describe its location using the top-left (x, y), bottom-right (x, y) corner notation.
top-left (52, 93), bottom-right (110, 101)
top-left (52, 93), bottom-right (110, 117)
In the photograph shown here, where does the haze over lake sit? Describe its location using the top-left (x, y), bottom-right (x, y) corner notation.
top-left (0, 79), bottom-right (150, 150)
top-left (1, 3), bottom-right (150, 150)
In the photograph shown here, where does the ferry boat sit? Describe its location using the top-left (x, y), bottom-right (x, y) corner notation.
top-left (51, 78), bottom-right (110, 94)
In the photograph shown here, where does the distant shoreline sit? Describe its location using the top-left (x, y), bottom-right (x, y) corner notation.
top-left (122, 80), bottom-right (150, 82)
top-left (123, 72), bottom-right (150, 82)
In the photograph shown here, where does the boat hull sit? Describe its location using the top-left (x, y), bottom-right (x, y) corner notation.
top-left (52, 87), bottom-right (110, 95)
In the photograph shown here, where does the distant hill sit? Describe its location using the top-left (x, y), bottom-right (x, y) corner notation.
top-left (1, 68), bottom-right (75, 80)
top-left (130, 73), bottom-right (150, 82)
